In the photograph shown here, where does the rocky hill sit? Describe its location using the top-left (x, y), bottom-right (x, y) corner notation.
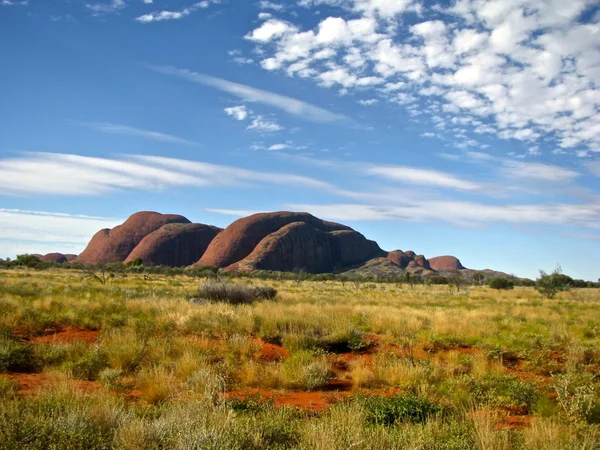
top-left (66, 210), bottom-right (475, 276)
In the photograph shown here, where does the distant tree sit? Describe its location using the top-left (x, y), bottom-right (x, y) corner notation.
top-left (535, 265), bottom-right (572, 299)
top-left (471, 273), bottom-right (486, 286)
top-left (489, 277), bottom-right (514, 290)
top-left (83, 265), bottom-right (113, 285)
top-left (448, 272), bottom-right (465, 292)
top-left (15, 254), bottom-right (41, 268)
top-left (427, 275), bottom-right (449, 285)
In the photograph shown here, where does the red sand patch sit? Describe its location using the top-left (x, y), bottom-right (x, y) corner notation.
top-left (0, 373), bottom-right (100, 396)
top-left (31, 328), bottom-right (99, 344)
top-left (224, 388), bottom-right (335, 412)
top-left (496, 415), bottom-right (532, 430)
top-left (253, 338), bottom-right (289, 361)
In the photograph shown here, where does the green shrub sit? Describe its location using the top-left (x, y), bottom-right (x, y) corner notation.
top-left (467, 373), bottom-right (539, 412)
top-left (358, 394), bottom-right (445, 425)
top-left (0, 338), bottom-right (39, 373)
top-left (66, 348), bottom-right (109, 380)
top-left (488, 277), bottom-right (514, 290)
top-left (535, 266), bottom-right (572, 299)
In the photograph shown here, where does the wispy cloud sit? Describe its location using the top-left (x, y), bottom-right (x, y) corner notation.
top-left (224, 105), bottom-right (283, 133)
top-left (0, 152), bottom-right (334, 196)
top-left (0, 208), bottom-right (120, 244)
top-left (1, 1), bottom-right (28, 5)
top-left (148, 65), bottom-right (350, 124)
top-left (287, 201), bottom-right (600, 229)
top-left (85, 0), bottom-right (125, 15)
top-left (366, 165), bottom-right (481, 190)
top-left (80, 122), bottom-right (201, 146)
top-left (204, 208), bottom-right (262, 217)
top-left (135, 0), bottom-right (218, 23)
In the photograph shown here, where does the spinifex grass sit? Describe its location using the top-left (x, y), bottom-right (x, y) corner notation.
top-left (0, 268), bottom-right (598, 449)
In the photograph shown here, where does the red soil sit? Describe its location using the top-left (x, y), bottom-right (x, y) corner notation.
top-left (0, 373), bottom-right (100, 396)
top-left (31, 328), bottom-right (99, 344)
top-left (253, 338), bottom-right (289, 361)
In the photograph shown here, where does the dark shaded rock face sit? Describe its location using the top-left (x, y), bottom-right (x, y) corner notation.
top-left (39, 253), bottom-right (68, 264)
top-left (64, 254), bottom-right (78, 262)
top-left (125, 223), bottom-right (222, 267)
top-left (428, 255), bottom-right (465, 271)
top-left (229, 220), bottom-right (384, 273)
top-left (76, 211), bottom-right (191, 264)
top-left (198, 211), bottom-right (352, 269)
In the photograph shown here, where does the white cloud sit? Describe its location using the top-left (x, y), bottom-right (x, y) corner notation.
top-left (268, 143), bottom-right (291, 150)
top-left (247, 116), bottom-right (283, 132)
top-left (244, 0), bottom-right (600, 154)
top-left (86, 0), bottom-right (125, 14)
top-left (135, 1), bottom-right (217, 22)
top-left (204, 208), bottom-right (262, 217)
top-left (0, 209), bottom-right (121, 251)
top-left (258, 1), bottom-right (284, 11)
top-left (0, 152), bottom-right (334, 196)
top-left (358, 98), bottom-right (378, 106)
top-left (501, 161), bottom-right (580, 182)
top-left (80, 122), bottom-right (200, 146)
top-left (288, 201), bottom-right (600, 229)
top-left (224, 105), bottom-right (249, 120)
top-left (223, 105), bottom-right (283, 133)
top-left (367, 165), bottom-right (481, 190)
top-left (149, 65), bottom-right (350, 124)
top-left (1, 1), bottom-right (28, 5)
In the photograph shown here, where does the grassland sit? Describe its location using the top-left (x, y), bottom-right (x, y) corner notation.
top-left (0, 268), bottom-right (599, 449)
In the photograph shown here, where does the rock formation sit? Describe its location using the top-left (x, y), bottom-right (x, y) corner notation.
top-left (39, 253), bottom-right (68, 263)
top-left (428, 255), bottom-right (465, 272)
top-left (72, 209), bottom-right (469, 276)
top-left (124, 223), bottom-right (222, 267)
top-left (76, 211), bottom-right (190, 265)
top-left (198, 212), bottom-right (383, 273)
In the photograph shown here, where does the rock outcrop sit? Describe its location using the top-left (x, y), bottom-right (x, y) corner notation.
top-left (428, 255), bottom-right (465, 272)
top-left (73, 209), bottom-right (470, 276)
top-left (198, 212), bottom-right (383, 273)
top-left (76, 211), bottom-right (190, 265)
top-left (198, 212), bottom-right (352, 268)
top-left (124, 223), bottom-right (222, 267)
top-left (39, 253), bottom-right (68, 264)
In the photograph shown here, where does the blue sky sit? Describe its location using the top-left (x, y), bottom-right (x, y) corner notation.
top-left (0, 0), bottom-right (599, 280)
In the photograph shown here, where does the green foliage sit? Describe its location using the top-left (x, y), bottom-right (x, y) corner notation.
top-left (66, 348), bottom-right (109, 380)
top-left (125, 258), bottom-right (143, 268)
top-left (0, 337), bottom-right (39, 373)
top-left (488, 277), bottom-right (515, 290)
top-left (467, 373), bottom-right (539, 412)
top-left (427, 276), bottom-right (449, 285)
top-left (553, 372), bottom-right (597, 422)
top-left (14, 254), bottom-right (42, 268)
top-left (358, 394), bottom-right (445, 426)
top-left (535, 265), bottom-right (573, 299)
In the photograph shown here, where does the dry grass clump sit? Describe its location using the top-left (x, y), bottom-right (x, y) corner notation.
top-left (194, 282), bottom-right (277, 305)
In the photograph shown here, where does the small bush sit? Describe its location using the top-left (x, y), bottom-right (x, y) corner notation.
top-left (196, 282), bottom-right (277, 305)
top-left (0, 338), bottom-right (39, 373)
top-left (358, 394), bottom-right (445, 425)
top-left (66, 348), bottom-right (109, 380)
top-left (488, 277), bottom-right (514, 290)
top-left (536, 266), bottom-right (572, 299)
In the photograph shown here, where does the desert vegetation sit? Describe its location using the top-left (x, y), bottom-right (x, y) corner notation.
top-left (0, 267), bottom-right (599, 449)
